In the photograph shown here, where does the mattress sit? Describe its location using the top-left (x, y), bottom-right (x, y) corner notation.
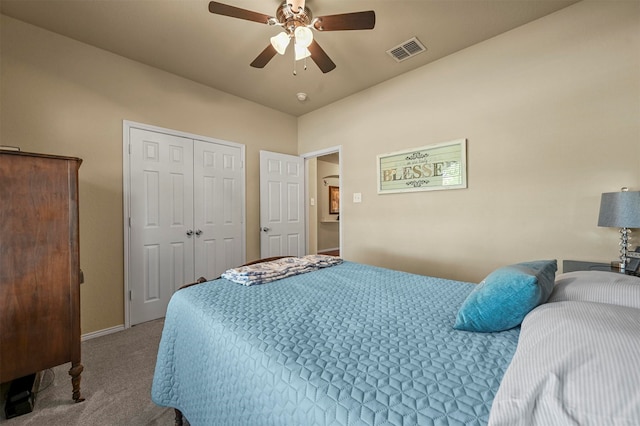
top-left (152, 261), bottom-right (520, 425)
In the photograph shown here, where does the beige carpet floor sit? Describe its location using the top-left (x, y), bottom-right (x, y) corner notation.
top-left (1, 319), bottom-right (176, 425)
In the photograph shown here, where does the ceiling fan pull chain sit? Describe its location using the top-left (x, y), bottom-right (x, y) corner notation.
top-left (293, 52), bottom-right (297, 76)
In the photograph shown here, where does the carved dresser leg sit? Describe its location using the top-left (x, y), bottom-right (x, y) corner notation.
top-left (68, 362), bottom-right (85, 402)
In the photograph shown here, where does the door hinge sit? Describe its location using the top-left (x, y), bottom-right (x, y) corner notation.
top-left (128, 143), bottom-right (132, 154)
top-left (128, 217), bottom-right (131, 227)
top-left (129, 290), bottom-right (132, 301)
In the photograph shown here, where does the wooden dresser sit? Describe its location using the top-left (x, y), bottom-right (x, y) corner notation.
top-left (0, 150), bottom-right (84, 403)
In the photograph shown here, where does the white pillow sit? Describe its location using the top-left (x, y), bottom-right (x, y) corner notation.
top-left (548, 271), bottom-right (640, 309)
top-left (489, 301), bottom-right (640, 426)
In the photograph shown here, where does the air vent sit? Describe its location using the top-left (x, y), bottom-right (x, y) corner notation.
top-left (386, 37), bottom-right (427, 63)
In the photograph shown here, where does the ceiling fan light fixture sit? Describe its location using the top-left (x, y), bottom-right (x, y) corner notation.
top-left (294, 44), bottom-right (311, 61)
top-left (208, 1), bottom-right (375, 73)
top-left (270, 32), bottom-right (290, 55)
top-left (293, 26), bottom-right (313, 48)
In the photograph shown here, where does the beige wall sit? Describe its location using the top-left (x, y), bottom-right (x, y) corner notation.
top-left (298, 1), bottom-right (640, 282)
top-left (1, 16), bottom-right (298, 334)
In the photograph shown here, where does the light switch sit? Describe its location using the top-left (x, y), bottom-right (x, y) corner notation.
top-left (353, 193), bottom-right (362, 203)
top-left (310, 198), bottom-right (315, 206)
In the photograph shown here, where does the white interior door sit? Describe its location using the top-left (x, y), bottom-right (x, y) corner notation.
top-left (129, 128), bottom-right (194, 325)
top-left (193, 139), bottom-right (244, 279)
top-left (260, 150), bottom-right (305, 258)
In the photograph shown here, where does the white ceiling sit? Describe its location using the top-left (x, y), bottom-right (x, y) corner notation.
top-left (1, 0), bottom-right (579, 117)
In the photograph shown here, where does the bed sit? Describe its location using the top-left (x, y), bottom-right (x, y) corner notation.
top-left (151, 257), bottom-right (640, 425)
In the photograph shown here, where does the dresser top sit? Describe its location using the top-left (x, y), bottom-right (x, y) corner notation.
top-left (0, 149), bottom-right (82, 164)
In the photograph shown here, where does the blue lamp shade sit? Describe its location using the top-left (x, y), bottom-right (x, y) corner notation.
top-left (597, 190), bottom-right (640, 228)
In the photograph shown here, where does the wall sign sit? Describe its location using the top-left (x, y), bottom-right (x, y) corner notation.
top-left (377, 139), bottom-right (467, 194)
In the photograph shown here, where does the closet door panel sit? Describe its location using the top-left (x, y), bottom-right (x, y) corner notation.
top-left (129, 129), bottom-right (194, 325)
top-left (193, 140), bottom-right (243, 279)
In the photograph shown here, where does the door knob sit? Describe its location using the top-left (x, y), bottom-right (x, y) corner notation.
top-left (195, 229), bottom-right (203, 236)
top-left (261, 227), bottom-right (270, 232)
top-left (186, 229), bottom-right (194, 237)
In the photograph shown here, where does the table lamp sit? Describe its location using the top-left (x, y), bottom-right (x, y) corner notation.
top-left (597, 187), bottom-right (640, 272)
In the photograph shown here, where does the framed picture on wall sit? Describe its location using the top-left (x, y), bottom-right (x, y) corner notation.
top-left (376, 138), bottom-right (467, 194)
top-left (329, 186), bottom-right (340, 215)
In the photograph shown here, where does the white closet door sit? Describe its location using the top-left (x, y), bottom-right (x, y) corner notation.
top-left (193, 139), bottom-right (243, 280)
top-left (129, 128), bottom-right (194, 325)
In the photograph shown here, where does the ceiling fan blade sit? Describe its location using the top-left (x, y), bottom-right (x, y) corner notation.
top-left (308, 40), bottom-right (336, 73)
top-left (313, 11), bottom-right (375, 31)
top-left (250, 44), bottom-right (278, 68)
top-left (208, 1), bottom-right (272, 24)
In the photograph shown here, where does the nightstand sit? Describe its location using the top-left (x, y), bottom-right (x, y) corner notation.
top-left (563, 260), bottom-right (639, 276)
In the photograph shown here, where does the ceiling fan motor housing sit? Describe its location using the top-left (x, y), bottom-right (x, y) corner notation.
top-left (276, 2), bottom-right (312, 34)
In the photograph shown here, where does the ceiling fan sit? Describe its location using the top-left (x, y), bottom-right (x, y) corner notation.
top-left (208, 0), bottom-right (376, 73)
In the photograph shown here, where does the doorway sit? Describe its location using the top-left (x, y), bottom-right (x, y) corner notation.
top-left (303, 147), bottom-right (341, 257)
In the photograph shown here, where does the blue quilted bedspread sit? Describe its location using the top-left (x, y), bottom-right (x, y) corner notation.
top-left (152, 262), bottom-right (520, 425)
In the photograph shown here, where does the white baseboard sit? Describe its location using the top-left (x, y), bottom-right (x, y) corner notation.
top-left (81, 324), bottom-right (125, 341)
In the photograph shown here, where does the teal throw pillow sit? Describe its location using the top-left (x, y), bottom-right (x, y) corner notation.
top-left (454, 260), bottom-right (557, 332)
